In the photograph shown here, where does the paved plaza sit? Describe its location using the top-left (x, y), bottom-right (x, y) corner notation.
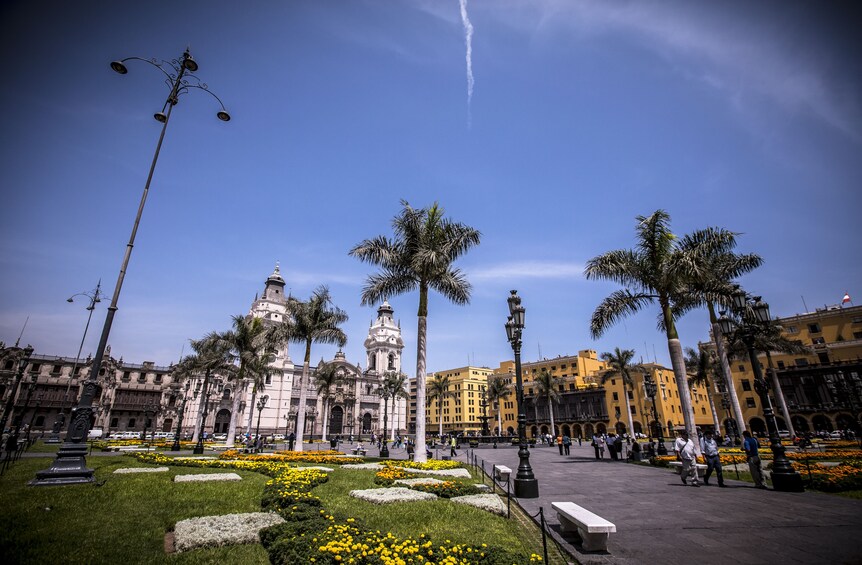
top-left (452, 442), bottom-right (862, 565)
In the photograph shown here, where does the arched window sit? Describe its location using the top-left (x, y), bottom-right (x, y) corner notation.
top-left (388, 353), bottom-right (395, 370)
top-left (369, 354), bottom-right (376, 370)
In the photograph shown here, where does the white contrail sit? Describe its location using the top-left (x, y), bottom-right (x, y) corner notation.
top-left (459, 0), bottom-right (474, 128)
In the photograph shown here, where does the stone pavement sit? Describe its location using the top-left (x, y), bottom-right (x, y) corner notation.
top-left (460, 442), bottom-right (862, 565)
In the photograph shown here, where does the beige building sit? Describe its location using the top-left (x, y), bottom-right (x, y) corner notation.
top-left (408, 366), bottom-right (493, 435)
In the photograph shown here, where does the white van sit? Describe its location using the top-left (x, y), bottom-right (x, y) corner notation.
top-left (88, 428), bottom-right (104, 439)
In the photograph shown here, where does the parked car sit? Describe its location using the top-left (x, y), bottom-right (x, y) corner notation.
top-left (778, 430), bottom-right (791, 438)
top-left (211, 433), bottom-right (227, 441)
top-left (88, 428), bottom-right (104, 439)
top-left (828, 431), bottom-right (843, 440)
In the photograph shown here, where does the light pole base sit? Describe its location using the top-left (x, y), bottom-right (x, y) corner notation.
top-left (771, 470), bottom-right (805, 492)
top-left (657, 443), bottom-right (668, 455)
top-left (514, 478), bottom-right (539, 498)
top-left (192, 445), bottom-right (204, 455)
top-left (29, 442), bottom-right (94, 486)
top-left (380, 445), bottom-right (389, 458)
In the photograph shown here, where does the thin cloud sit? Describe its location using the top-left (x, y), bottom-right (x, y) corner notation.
top-left (470, 260), bottom-right (584, 281)
top-left (459, 0), bottom-right (475, 128)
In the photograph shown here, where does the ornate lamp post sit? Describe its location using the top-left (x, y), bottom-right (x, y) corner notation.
top-left (505, 290), bottom-right (539, 498)
top-left (171, 380), bottom-right (192, 451)
top-left (32, 50), bottom-right (229, 486)
top-left (255, 394), bottom-right (269, 442)
top-left (378, 386), bottom-right (390, 458)
top-left (56, 281), bottom-right (104, 434)
top-left (718, 287), bottom-right (804, 492)
top-left (142, 402), bottom-right (158, 444)
top-left (0, 345), bottom-right (34, 435)
top-left (479, 385), bottom-right (491, 437)
top-left (643, 376), bottom-right (668, 455)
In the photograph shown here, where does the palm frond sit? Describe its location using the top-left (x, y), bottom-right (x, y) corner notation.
top-left (590, 290), bottom-right (655, 339)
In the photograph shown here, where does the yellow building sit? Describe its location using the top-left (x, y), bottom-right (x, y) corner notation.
top-left (408, 366), bottom-right (493, 436)
top-left (705, 303), bottom-right (862, 436)
top-left (490, 350), bottom-right (715, 439)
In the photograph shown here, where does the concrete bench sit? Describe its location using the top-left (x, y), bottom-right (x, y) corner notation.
top-left (351, 448), bottom-right (367, 456)
top-left (493, 465), bottom-right (512, 482)
top-left (669, 461), bottom-right (708, 477)
top-left (552, 501), bottom-right (616, 552)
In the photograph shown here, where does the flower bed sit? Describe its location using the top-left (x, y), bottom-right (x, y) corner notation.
top-left (173, 512), bottom-right (284, 553)
top-left (408, 481), bottom-right (483, 499)
top-left (113, 466), bottom-right (170, 474)
top-left (350, 487), bottom-right (438, 504)
top-left (451, 494), bottom-right (507, 516)
top-left (174, 473), bottom-right (242, 483)
top-left (220, 450), bottom-right (360, 466)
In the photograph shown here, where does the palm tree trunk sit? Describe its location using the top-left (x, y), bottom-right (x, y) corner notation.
top-left (708, 388), bottom-right (721, 432)
top-left (321, 398), bottom-right (329, 442)
top-left (191, 385), bottom-right (206, 443)
top-left (548, 398), bottom-right (556, 437)
top-left (624, 388), bottom-right (635, 438)
top-left (498, 405), bottom-right (503, 436)
top-left (438, 397), bottom-right (444, 438)
top-left (414, 314), bottom-right (428, 463)
top-left (766, 352), bottom-right (795, 437)
top-left (294, 344), bottom-right (312, 452)
top-left (709, 305), bottom-right (747, 434)
top-left (226, 377), bottom-right (247, 446)
top-left (663, 303), bottom-right (701, 456)
top-left (246, 389), bottom-right (257, 436)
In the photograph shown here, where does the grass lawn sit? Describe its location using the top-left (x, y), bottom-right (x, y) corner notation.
top-left (0, 455), bottom-right (270, 564)
top-left (2, 454), bottom-right (563, 564)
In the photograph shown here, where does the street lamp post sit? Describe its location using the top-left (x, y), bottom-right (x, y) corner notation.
top-left (505, 290), bottom-right (539, 498)
top-left (32, 50), bottom-right (229, 486)
top-left (379, 388), bottom-right (390, 458)
top-left (0, 345), bottom-right (34, 436)
top-left (171, 380), bottom-right (192, 451)
top-left (55, 281), bottom-right (104, 439)
top-left (142, 402), bottom-right (158, 445)
top-left (644, 376), bottom-right (668, 455)
top-left (479, 385), bottom-right (491, 437)
top-left (718, 287), bottom-right (804, 492)
top-left (255, 395), bottom-right (269, 443)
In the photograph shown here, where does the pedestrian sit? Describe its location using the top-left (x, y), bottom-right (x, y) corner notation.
top-left (591, 435), bottom-right (600, 459)
top-left (631, 439), bottom-right (641, 461)
top-left (577, 435), bottom-right (582, 447)
top-left (742, 430), bottom-right (767, 489)
top-left (597, 434), bottom-right (606, 459)
top-left (406, 439), bottom-right (415, 460)
top-left (674, 430), bottom-right (700, 487)
top-left (557, 434), bottom-right (564, 455)
top-left (700, 430), bottom-right (725, 487)
top-left (450, 435), bottom-right (457, 457)
top-left (288, 431), bottom-right (296, 451)
top-left (608, 434), bottom-right (619, 460)
top-left (562, 434), bottom-right (571, 455)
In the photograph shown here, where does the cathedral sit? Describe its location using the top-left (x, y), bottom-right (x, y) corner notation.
top-left (182, 263), bottom-right (409, 440)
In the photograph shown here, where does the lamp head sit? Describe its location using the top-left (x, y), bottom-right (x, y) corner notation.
top-left (154, 112), bottom-right (168, 123)
top-left (717, 311), bottom-right (734, 336)
top-left (752, 296), bottom-right (771, 323)
top-left (507, 290), bottom-right (520, 316)
top-left (731, 284), bottom-right (747, 311)
top-left (505, 316), bottom-right (515, 343)
top-left (110, 60), bottom-right (128, 74)
top-left (181, 50), bottom-right (198, 72)
top-left (217, 110), bottom-right (231, 122)
top-left (67, 297), bottom-right (74, 303)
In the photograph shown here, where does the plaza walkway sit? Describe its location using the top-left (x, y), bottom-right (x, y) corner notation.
top-left (454, 442), bottom-right (862, 565)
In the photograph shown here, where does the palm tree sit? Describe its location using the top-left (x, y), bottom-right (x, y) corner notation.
top-left (534, 369), bottom-right (560, 437)
top-left (600, 348), bottom-right (640, 438)
top-left (284, 286), bottom-right (348, 451)
top-left (723, 318), bottom-right (810, 437)
top-left (350, 200), bottom-right (481, 462)
top-left (243, 343), bottom-right (283, 436)
top-left (182, 334), bottom-right (234, 443)
top-left (585, 210), bottom-right (743, 453)
top-left (486, 375), bottom-right (510, 436)
top-left (378, 370), bottom-right (410, 442)
top-left (427, 373), bottom-right (456, 439)
top-left (213, 315), bottom-right (282, 446)
top-left (679, 229), bottom-right (763, 435)
top-left (313, 361), bottom-right (343, 441)
top-left (685, 347), bottom-right (722, 433)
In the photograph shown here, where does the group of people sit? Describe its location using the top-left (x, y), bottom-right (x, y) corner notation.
top-left (590, 433), bottom-right (629, 460)
top-left (674, 428), bottom-right (767, 489)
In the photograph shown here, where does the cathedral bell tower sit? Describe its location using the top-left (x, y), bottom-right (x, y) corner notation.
top-left (364, 301), bottom-right (403, 376)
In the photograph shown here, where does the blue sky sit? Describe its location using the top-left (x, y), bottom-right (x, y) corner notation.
top-left (1, 1), bottom-right (860, 375)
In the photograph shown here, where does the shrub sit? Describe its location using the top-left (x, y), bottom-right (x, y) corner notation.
top-left (408, 481), bottom-right (483, 498)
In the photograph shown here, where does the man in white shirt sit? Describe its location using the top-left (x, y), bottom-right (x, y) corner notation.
top-left (674, 430), bottom-right (699, 487)
top-left (700, 430), bottom-right (726, 487)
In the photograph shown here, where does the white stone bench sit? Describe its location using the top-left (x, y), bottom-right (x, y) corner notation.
top-left (351, 448), bottom-right (367, 456)
top-left (552, 501), bottom-right (616, 552)
top-left (493, 465), bottom-right (512, 482)
top-left (669, 461), bottom-right (708, 477)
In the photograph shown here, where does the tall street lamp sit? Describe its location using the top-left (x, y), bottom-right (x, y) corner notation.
top-left (0, 344), bottom-right (34, 435)
top-left (32, 49), bottom-right (229, 487)
top-left (255, 394), bottom-right (269, 442)
top-left (718, 287), bottom-right (804, 492)
top-left (57, 281), bottom-right (105, 434)
top-left (505, 290), bottom-right (539, 498)
top-left (378, 386), bottom-right (390, 458)
top-left (171, 380), bottom-right (192, 451)
top-left (479, 385), bottom-right (490, 437)
top-left (142, 402), bottom-right (159, 445)
top-left (643, 376), bottom-right (668, 455)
